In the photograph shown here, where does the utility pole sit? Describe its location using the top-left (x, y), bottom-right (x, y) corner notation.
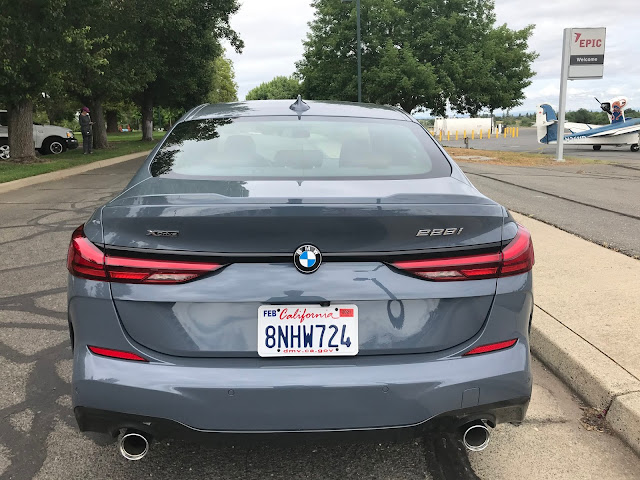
top-left (356, 0), bottom-right (362, 103)
top-left (342, 0), bottom-right (362, 102)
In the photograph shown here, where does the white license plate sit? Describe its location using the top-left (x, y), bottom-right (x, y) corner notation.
top-left (258, 305), bottom-right (358, 357)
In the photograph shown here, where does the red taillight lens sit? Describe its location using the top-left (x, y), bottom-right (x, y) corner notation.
top-left (391, 225), bottom-right (534, 281)
top-left (88, 345), bottom-right (148, 362)
top-left (105, 256), bottom-right (224, 284)
top-left (501, 226), bottom-right (535, 276)
top-left (67, 225), bottom-right (224, 284)
top-left (464, 339), bottom-right (518, 356)
top-left (67, 225), bottom-right (108, 281)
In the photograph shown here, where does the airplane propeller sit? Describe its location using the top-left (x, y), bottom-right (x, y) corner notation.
top-left (595, 97), bottom-right (612, 114)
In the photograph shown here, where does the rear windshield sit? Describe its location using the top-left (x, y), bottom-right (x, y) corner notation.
top-left (150, 116), bottom-right (451, 179)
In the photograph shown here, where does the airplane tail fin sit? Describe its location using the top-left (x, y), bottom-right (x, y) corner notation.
top-left (537, 104), bottom-right (558, 144)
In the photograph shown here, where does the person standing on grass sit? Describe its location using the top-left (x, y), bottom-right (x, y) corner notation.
top-left (79, 107), bottom-right (93, 154)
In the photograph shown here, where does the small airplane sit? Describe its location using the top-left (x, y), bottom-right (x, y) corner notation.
top-left (537, 97), bottom-right (640, 152)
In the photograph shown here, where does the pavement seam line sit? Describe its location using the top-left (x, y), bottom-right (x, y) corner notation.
top-left (534, 303), bottom-right (640, 383)
top-left (510, 209), bottom-right (638, 259)
top-left (467, 171), bottom-right (640, 221)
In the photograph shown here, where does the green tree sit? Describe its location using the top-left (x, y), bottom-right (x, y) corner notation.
top-left (566, 108), bottom-right (593, 124)
top-left (246, 76), bottom-right (302, 100)
top-left (134, 0), bottom-right (244, 141)
top-left (565, 109), bottom-right (609, 125)
top-left (63, 0), bottom-right (159, 149)
top-left (0, 0), bottom-right (103, 161)
top-left (451, 25), bottom-right (537, 115)
top-left (297, 0), bottom-right (536, 115)
top-left (209, 57), bottom-right (239, 103)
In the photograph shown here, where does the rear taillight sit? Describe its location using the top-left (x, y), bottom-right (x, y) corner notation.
top-left (391, 225), bottom-right (534, 281)
top-left (464, 339), bottom-right (518, 356)
top-left (67, 225), bottom-right (224, 284)
top-left (67, 226), bottom-right (108, 281)
top-left (88, 346), bottom-right (148, 362)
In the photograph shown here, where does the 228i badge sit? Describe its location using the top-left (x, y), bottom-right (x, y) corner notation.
top-left (294, 245), bottom-right (322, 274)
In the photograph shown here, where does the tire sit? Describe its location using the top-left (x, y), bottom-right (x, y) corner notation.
top-left (631, 144), bottom-right (639, 153)
top-left (41, 137), bottom-right (66, 155)
top-left (0, 140), bottom-right (9, 160)
top-left (592, 145), bottom-right (601, 151)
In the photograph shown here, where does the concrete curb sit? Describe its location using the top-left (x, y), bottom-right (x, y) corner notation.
top-left (531, 306), bottom-right (640, 455)
top-left (0, 150), bottom-right (151, 195)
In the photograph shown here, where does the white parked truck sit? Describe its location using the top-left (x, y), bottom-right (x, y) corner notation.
top-left (0, 110), bottom-right (79, 160)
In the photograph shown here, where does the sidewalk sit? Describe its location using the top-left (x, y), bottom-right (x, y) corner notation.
top-left (513, 212), bottom-right (640, 454)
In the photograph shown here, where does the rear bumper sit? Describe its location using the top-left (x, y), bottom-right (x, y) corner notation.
top-left (73, 341), bottom-right (532, 436)
top-left (75, 398), bottom-right (529, 444)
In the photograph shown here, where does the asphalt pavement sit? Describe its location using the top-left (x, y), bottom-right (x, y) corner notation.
top-left (1, 156), bottom-right (639, 479)
top-left (440, 128), bottom-right (640, 258)
top-left (442, 126), bottom-right (640, 165)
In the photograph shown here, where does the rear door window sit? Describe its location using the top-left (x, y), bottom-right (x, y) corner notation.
top-left (150, 116), bottom-right (451, 179)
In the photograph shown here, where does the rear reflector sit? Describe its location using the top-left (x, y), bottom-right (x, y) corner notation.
top-left (391, 225), bottom-right (534, 281)
top-left (67, 225), bottom-right (224, 284)
top-left (88, 346), bottom-right (148, 362)
top-left (464, 339), bottom-right (518, 356)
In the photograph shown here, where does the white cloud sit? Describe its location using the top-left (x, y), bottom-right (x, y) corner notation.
top-left (494, 0), bottom-right (640, 112)
top-left (225, 1), bottom-right (315, 100)
top-left (226, 0), bottom-right (640, 112)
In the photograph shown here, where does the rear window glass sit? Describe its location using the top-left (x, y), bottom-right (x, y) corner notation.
top-left (150, 116), bottom-right (451, 179)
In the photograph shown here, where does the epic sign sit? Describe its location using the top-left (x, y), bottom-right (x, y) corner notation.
top-left (569, 28), bottom-right (606, 79)
top-left (574, 33), bottom-right (603, 49)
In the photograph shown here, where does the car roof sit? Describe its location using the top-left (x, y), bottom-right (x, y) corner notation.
top-left (184, 100), bottom-right (414, 122)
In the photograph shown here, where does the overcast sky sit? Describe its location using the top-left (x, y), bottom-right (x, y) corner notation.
top-left (226, 0), bottom-right (640, 114)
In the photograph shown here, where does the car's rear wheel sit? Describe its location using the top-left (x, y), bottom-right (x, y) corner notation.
top-left (0, 141), bottom-right (9, 160)
top-left (41, 137), bottom-right (66, 155)
top-left (631, 144), bottom-right (639, 153)
top-left (592, 145), bottom-right (601, 151)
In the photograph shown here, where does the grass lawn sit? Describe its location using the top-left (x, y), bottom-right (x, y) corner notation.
top-left (444, 147), bottom-right (605, 167)
top-left (0, 131), bottom-right (165, 184)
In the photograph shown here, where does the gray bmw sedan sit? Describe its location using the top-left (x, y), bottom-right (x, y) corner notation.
top-left (67, 99), bottom-right (534, 460)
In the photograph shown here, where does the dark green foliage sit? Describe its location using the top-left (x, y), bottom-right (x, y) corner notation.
top-left (297, 0), bottom-right (537, 115)
top-left (246, 76), bottom-right (302, 101)
top-left (209, 57), bottom-right (239, 104)
top-left (139, 0), bottom-right (243, 110)
top-left (565, 109), bottom-right (609, 125)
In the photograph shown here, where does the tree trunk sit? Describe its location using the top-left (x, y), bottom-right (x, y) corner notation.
top-left (106, 110), bottom-right (119, 133)
top-left (7, 99), bottom-right (38, 163)
top-left (90, 100), bottom-right (109, 149)
top-left (141, 90), bottom-right (154, 141)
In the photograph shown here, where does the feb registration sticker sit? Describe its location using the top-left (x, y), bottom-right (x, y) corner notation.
top-left (257, 305), bottom-right (359, 357)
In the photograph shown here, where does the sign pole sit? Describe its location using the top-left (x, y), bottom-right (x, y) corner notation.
top-left (556, 28), bottom-right (570, 162)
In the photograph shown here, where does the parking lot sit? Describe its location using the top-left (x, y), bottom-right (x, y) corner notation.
top-left (443, 128), bottom-right (640, 258)
top-left (443, 126), bottom-right (640, 166)
top-left (1, 156), bottom-right (639, 479)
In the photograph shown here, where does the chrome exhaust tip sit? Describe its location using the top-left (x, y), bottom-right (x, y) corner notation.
top-left (119, 431), bottom-right (150, 461)
top-left (462, 421), bottom-right (491, 452)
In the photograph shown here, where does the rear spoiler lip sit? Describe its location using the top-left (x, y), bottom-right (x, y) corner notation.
top-left (99, 241), bottom-right (504, 264)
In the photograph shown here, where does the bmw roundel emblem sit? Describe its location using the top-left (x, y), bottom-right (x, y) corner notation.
top-left (294, 245), bottom-right (322, 274)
